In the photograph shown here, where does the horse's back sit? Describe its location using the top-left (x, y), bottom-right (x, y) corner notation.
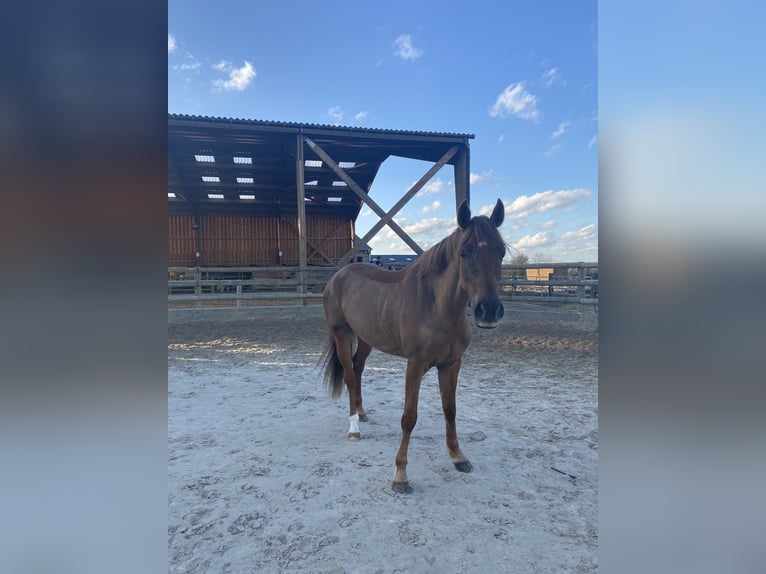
top-left (332, 262), bottom-right (405, 283)
top-left (325, 264), bottom-right (405, 302)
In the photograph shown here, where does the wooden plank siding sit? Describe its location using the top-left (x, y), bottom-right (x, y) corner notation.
top-left (168, 214), bottom-right (352, 267)
top-left (168, 215), bottom-right (196, 267)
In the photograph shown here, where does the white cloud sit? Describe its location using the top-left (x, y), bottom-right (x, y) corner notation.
top-left (543, 143), bottom-right (561, 157)
top-left (367, 235), bottom-right (389, 249)
top-left (360, 208), bottom-right (373, 217)
top-left (470, 170), bottom-right (494, 185)
top-left (168, 34), bottom-right (177, 53)
top-left (561, 224), bottom-right (596, 241)
top-left (212, 60), bottom-right (256, 92)
top-left (421, 200), bottom-right (441, 214)
top-left (415, 177), bottom-right (449, 197)
top-left (498, 133), bottom-right (507, 143)
top-left (513, 232), bottom-right (552, 250)
top-left (489, 82), bottom-right (541, 122)
top-left (588, 134), bottom-right (598, 149)
top-left (557, 224), bottom-right (598, 259)
top-left (173, 54), bottom-right (202, 73)
top-left (354, 111), bottom-right (368, 121)
top-left (393, 34), bottom-right (423, 61)
top-left (541, 67), bottom-right (559, 87)
top-left (508, 189), bottom-right (591, 218)
top-left (327, 106), bottom-right (344, 123)
top-left (403, 218), bottom-right (451, 236)
top-left (480, 189), bottom-right (591, 220)
top-left (551, 121), bottom-right (570, 140)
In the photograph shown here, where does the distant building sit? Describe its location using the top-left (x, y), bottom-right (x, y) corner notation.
top-left (525, 268), bottom-right (554, 281)
top-left (370, 254), bottom-right (419, 270)
top-left (353, 236), bottom-right (371, 263)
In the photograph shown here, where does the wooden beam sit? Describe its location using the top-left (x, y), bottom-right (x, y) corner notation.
top-left (306, 220), bottom-right (347, 264)
top-left (453, 144), bottom-right (470, 212)
top-left (296, 131), bottom-right (308, 305)
top-left (304, 136), bottom-right (424, 255)
top-left (339, 145), bottom-right (458, 264)
top-left (282, 217), bottom-right (336, 265)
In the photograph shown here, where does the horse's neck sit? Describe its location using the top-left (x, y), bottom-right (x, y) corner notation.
top-left (427, 257), bottom-right (469, 319)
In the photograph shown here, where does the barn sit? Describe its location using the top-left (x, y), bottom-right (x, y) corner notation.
top-left (168, 114), bottom-right (474, 270)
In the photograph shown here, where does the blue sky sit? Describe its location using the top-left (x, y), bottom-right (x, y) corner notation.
top-left (169, 0), bottom-right (597, 262)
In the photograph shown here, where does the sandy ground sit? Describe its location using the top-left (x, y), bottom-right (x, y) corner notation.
top-left (168, 303), bottom-right (598, 573)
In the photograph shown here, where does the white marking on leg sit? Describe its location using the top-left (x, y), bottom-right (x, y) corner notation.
top-left (348, 413), bottom-right (360, 435)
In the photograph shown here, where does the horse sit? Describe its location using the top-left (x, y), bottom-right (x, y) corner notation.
top-left (320, 199), bottom-right (506, 493)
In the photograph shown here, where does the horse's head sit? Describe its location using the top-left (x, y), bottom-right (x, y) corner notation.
top-left (456, 199), bottom-right (506, 329)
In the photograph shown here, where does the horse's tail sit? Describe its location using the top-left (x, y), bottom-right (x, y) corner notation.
top-left (320, 335), bottom-right (345, 400)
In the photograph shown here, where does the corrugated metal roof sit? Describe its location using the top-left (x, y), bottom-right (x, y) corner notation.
top-left (168, 113), bottom-right (475, 140)
top-left (168, 112), bottom-right (473, 221)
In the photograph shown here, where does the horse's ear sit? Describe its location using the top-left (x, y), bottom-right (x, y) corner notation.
top-left (457, 200), bottom-right (471, 229)
top-left (490, 199), bottom-right (504, 227)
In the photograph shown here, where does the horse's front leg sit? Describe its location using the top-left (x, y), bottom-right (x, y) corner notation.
top-left (437, 359), bottom-right (472, 473)
top-left (392, 357), bottom-right (427, 494)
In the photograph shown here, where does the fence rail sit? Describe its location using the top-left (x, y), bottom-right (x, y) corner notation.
top-left (499, 262), bottom-right (598, 305)
top-left (168, 262), bottom-right (598, 308)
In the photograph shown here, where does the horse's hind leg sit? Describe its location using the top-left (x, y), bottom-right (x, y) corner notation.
top-left (352, 338), bottom-right (372, 422)
top-left (329, 324), bottom-right (363, 440)
top-left (437, 359), bottom-right (472, 473)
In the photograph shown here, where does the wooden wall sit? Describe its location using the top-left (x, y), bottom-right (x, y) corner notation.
top-left (168, 215), bottom-right (196, 267)
top-left (168, 214), bottom-right (353, 267)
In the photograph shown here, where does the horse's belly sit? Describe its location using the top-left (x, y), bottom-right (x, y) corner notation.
top-left (349, 320), bottom-right (406, 358)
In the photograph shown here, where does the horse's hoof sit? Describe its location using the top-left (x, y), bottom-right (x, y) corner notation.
top-left (392, 481), bottom-right (413, 494)
top-left (358, 413), bottom-right (368, 422)
top-left (347, 432), bottom-right (361, 441)
top-left (454, 460), bottom-right (473, 473)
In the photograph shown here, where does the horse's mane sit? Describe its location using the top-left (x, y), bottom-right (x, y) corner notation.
top-left (412, 227), bottom-right (461, 277)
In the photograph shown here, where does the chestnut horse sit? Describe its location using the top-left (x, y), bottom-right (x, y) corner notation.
top-left (321, 199), bottom-right (506, 493)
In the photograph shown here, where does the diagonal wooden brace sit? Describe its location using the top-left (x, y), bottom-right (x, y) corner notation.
top-left (304, 136), bottom-right (424, 257)
top-left (341, 146), bottom-right (458, 264)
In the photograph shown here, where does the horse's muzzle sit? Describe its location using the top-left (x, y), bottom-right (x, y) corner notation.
top-left (474, 300), bottom-right (504, 329)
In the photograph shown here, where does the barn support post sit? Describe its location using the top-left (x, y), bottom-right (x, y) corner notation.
top-left (576, 262), bottom-right (586, 313)
top-left (454, 143), bottom-right (470, 211)
top-left (191, 214), bottom-right (202, 267)
top-left (194, 267), bottom-right (201, 309)
top-left (296, 130), bottom-right (308, 306)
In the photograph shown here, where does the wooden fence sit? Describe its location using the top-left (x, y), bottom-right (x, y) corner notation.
top-left (500, 262), bottom-right (598, 304)
top-left (168, 262), bottom-right (598, 308)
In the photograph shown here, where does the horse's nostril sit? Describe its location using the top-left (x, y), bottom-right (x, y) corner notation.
top-left (475, 301), bottom-right (503, 324)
